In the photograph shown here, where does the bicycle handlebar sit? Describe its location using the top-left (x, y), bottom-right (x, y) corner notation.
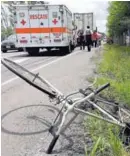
top-left (94, 83), bottom-right (110, 94)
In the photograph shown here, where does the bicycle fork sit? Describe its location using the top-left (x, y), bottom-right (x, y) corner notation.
top-left (47, 102), bottom-right (79, 154)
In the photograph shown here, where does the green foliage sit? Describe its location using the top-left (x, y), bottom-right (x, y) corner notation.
top-left (84, 115), bottom-right (130, 156)
top-left (107, 1), bottom-right (130, 36)
top-left (1, 27), bottom-right (14, 40)
top-left (90, 137), bottom-right (102, 156)
top-left (108, 131), bottom-right (129, 156)
top-left (85, 137), bottom-right (102, 156)
top-left (97, 45), bottom-right (130, 105)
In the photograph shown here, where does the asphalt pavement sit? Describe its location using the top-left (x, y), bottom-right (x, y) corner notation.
top-left (1, 47), bottom-right (100, 156)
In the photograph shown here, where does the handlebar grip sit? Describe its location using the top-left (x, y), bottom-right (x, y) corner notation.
top-left (95, 83), bottom-right (110, 94)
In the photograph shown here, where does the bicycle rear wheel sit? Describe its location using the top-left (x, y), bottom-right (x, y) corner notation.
top-left (95, 96), bottom-right (130, 124)
top-left (1, 58), bottom-right (56, 98)
top-left (94, 96), bottom-right (130, 145)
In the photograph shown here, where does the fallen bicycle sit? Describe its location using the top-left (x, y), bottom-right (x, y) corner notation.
top-left (1, 58), bottom-right (130, 154)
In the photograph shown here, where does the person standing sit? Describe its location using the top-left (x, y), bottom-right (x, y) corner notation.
top-left (77, 29), bottom-right (85, 50)
top-left (85, 26), bottom-right (93, 52)
top-left (92, 30), bottom-right (98, 48)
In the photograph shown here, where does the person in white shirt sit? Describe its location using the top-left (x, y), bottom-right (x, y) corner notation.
top-left (85, 26), bottom-right (93, 52)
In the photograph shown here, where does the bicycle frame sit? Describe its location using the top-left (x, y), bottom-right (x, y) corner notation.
top-left (42, 79), bottom-right (126, 138)
top-left (53, 94), bottom-right (125, 137)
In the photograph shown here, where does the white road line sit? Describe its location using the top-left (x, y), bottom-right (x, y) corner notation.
top-left (2, 52), bottom-right (27, 58)
top-left (32, 57), bottom-right (54, 66)
top-left (1, 57), bottom-right (52, 86)
top-left (14, 58), bottom-right (30, 63)
top-left (1, 77), bottom-right (18, 86)
top-left (1, 50), bottom-right (80, 87)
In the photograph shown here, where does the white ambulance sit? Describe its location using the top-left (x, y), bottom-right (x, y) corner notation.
top-left (14, 4), bottom-right (76, 55)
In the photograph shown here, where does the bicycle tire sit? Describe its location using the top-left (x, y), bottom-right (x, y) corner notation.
top-left (91, 96), bottom-right (130, 145)
top-left (119, 123), bottom-right (130, 146)
top-left (46, 135), bottom-right (59, 154)
top-left (1, 58), bottom-right (56, 98)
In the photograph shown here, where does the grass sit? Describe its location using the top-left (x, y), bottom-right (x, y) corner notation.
top-left (84, 115), bottom-right (130, 156)
top-left (96, 44), bottom-right (130, 105)
top-left (84, 44), bottom-right (130, 156)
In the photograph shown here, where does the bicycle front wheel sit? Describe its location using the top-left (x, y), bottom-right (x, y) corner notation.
top-left (1, 58), bottom-right (56, 98)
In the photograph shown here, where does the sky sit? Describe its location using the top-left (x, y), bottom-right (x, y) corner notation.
top-left (1, 0), bottom-right (109, 33)
top-left (48, 0), bottom-right (109, 33)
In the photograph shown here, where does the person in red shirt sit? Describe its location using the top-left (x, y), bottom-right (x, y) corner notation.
top-left (92, 30), bottom-right (98, 47)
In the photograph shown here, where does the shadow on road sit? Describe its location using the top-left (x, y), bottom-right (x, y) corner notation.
top-left (11, 50), bottom-right (68, 58)
top-left (1, 104), bottom-right (85, 155)
top-left (1, 104), bottom-right (62, 136)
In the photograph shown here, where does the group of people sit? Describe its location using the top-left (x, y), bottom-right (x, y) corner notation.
top-left (77, 26), bottom-right (100, 52)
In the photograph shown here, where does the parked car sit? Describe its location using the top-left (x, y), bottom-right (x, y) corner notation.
top-left (1, 35), bottom-right (23, 53)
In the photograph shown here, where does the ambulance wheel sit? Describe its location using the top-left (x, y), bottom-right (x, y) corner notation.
top-left (71, 45), bottom-right (75, 51)
top-left (46, 48), bottom-right (51, 52)
top-left (64, 45), bottom-right (72, 54)
top-left (26, 48), bottom-right (39, 56)
top-left (2, 50), bottom-right (7, 53)
top-left (18, 48), bottom-right (23, 52)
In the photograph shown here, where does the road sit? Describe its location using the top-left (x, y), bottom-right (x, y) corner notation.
top-left (1, 47), bottom-right (99, 156)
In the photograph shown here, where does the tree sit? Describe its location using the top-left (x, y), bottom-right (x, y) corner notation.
top-left (1, 27), bottom-right (14, 40)
top-left (1, 1), bottom-right (18, 39)
top-left (1, 3), bottom-right (9, 28)
top-left (107, 1), bottom-right (130, 37)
